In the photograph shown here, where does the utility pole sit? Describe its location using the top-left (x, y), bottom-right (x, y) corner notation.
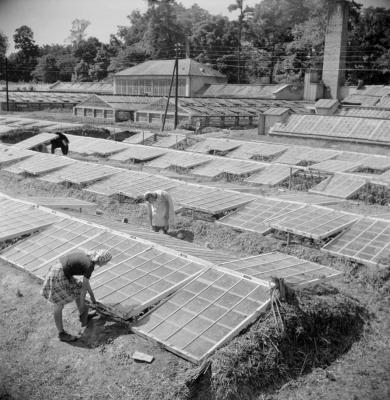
top-left (174, 43), bottom-right (182, 130)
top-left (161, 43), bottom-right (181, 131)
top-left (161, 61), bottom-right (177, 132)
top-left (5, 58), bottom-right (9, 111)
top-left (237, 13), bottom-right (242, 84)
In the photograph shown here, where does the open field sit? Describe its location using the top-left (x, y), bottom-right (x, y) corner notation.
top-left (0, 111), bottom-right (389, 400)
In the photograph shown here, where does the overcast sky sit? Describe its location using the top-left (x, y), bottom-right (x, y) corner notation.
top-left (0, 0), bottom-right (388, 54)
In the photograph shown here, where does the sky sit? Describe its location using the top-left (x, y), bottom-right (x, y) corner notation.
top-left (0, 0), bottom-right (388, 55)
top-left (0, 0), bottom-right (259, 54)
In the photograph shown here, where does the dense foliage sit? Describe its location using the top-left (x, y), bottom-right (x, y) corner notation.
top-left (0, 0), bottom-right (389, 84)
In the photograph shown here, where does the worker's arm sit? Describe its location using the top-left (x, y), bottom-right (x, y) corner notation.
top-left (82, 276), bottom-right (97, 304)
top-left (163, 197), bottom-right (169, 220)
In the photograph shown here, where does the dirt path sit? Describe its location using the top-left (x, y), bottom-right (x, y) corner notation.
top-left (0, 261), bottom-right (194, 400)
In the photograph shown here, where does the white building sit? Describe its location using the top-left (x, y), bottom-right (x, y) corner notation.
top-left (113, 58), bottom-right (227, 97)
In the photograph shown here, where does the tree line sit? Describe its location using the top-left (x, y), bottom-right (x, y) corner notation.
top-left (0, 0), bottom-right (389, 85)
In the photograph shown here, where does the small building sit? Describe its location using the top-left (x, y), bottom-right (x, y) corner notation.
top-left (73, 95), bottom-right (159, 123)
top-left (259, 107), bottom-right (291, 135)
top-left (113, 59), bottom-right (227, 97)
top-left (134, 97), bottom-right (261, 129)
top-left (315, 99), bottom-right (339, 115)
top-left (0, 91), bottom-right (88, 112)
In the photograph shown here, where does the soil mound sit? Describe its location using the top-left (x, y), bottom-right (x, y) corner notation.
top-left (170, 285), bottom-right (368, 400)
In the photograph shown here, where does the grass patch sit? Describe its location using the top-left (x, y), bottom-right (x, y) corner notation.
top-left (344, 259), bottom-right (390, 299)
top-left (280, 171), bottom-right (325, 191)
top-left (251, 154), bottom-right (281, 162)
top-left (353, 184), bottom-right (390, 206)
top-left (64, 125), bottom-right (111, 139)
top-left (0, 128), bottom-right (40, 144)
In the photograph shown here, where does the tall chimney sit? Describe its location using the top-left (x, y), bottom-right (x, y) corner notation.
top-left (322, 0), bottom-right (349, 99)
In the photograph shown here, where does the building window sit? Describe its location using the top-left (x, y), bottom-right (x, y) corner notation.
top-left (105, 110), bottom-right (114, 118)
top-left (115, 77), bottom-right (186, 96)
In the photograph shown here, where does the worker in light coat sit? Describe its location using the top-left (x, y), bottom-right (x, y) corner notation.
top-left (144, 190), bottom-right (176, 234)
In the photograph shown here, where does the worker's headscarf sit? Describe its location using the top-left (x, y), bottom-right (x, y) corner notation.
top-left (87, 248), bottom-right (112, 264)
top-left (144, 191), bottom-right (157, 202)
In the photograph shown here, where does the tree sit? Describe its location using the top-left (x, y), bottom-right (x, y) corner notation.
top-left (0, 32), bottom-right (7, 60)
top-left (376, 49), bottom-right (390, 72)
top-left (117, 11), bottom-right (148, 47)
top-left (67, 19), bottom-right (91, 45)
top-left (107, 44), bottom-right (149, 73)
top-left (228, 0), bottom-right (254, 83)
top-left (37, 43), bottom-right (78, 81)
top-left (347, 7), bottom-right (390, 84)
top-left (72, 36), bottom-right (103, 81)
top-left (0, 32), bottom-right (8, 80)
top-left (89, 47), bottom-right (110, 81)
top-left (174, 3), bottom-right (213, 41)
top-left (190, 15), bottom-right (238, 81)
top-left (286, 14), bottom-right (327, 74)
top-left (247, 0), bottom-right (317, 82)
top-left (114, 1), bottom-right (212, 63)
top-left (73, 37), bottom-right (102, 64)
top-left (74, 60), bottom-right (90, 81)
top-left (142, 0), bottom-right (185, 58)
top-left (12, 25), bottom-right (39, 81)
top-left (57, 55), bottom-right (78, 81)
top-left (244, 47), bottom-right (274, 82)
top-left (31, 54), bottom-right (60, 82)
top-left (14, 25), bottom-right (39, 54)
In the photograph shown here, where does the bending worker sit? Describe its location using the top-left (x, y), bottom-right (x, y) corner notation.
top-left (40, 248), bottom-right (112, 342)
top-left (144, 190), bottom-right (176, 234)
top-left (50, 132), bottom-right (69, 155)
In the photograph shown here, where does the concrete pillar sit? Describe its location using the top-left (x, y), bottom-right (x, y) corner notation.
top-left (322, 0), bottom-right (349, 99)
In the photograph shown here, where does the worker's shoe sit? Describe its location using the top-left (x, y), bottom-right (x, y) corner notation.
top-left (58, 331), bottom-right (78, 342)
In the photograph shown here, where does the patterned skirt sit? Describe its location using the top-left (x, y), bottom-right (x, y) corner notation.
top-left (40, 263), bottom-right (83, 305)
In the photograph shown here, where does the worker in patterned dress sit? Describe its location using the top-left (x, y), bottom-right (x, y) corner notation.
top-left (40, 249), bottom-right (112, 342)
top-left (144, 190), bottom-right (176, 234)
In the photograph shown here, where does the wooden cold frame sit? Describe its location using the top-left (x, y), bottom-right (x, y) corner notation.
top-left (133, 268), bottom-right (271, 364)
top-left (266, 205), bottom-right (359, 240)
